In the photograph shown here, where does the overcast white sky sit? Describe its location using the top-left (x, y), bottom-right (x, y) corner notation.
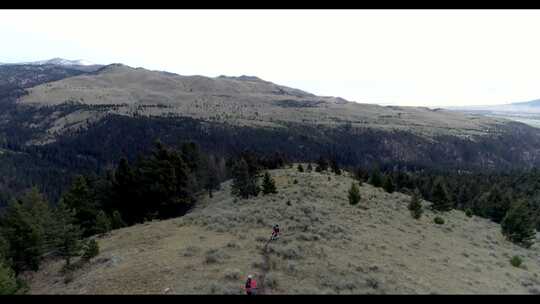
top-left (2, 9), bottom-right (540, 107)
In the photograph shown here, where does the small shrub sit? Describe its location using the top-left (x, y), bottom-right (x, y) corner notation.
top-left (366, 277), bottom-right (379, 289)
top-left (264, 272), bottom-right (278, 289)
top-left (223, 268), bottom-right (241, 280)
top-left (205, 248), bottom-right (228, 264)
top-left (293, 179), bottom-right (298, 184)
top-left (434, 216), bottom-right (445, 225)
top-left (226, 241), bottom-right (239, 249)
top-left (63, 272), bottom-right (74, 284)
top-left (287, 261), bottom-right (297, 273)
top-left (348, 182), bottom-right (361, 205)
top-left (510, 255), bottom-right (523, 268)
top-left (82, 239), bottom-right (99, 261)
top-left (327, 176), bottom-right (331, 181)
top-left (465, 208), bottom-right (473, 218)
top-left (182, 246), bottom-right (200, 257)
top-left (297, 164), bottom-right (304, 172)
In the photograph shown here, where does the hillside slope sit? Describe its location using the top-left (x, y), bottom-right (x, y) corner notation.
top-left (18, 64), bottom-right (508, 139)
top-left (26, 166), bottom-right (540, 294)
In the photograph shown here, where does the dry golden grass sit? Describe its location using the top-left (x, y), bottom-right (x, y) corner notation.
top-left (27, 166), bottom-right (540, 294)
top-left (18, 65), bottom-right (508, 143)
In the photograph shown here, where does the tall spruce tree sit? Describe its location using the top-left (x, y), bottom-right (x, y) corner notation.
top-left (315, 157), bottom-right (328, 172)
top-left (408, 188), bottom-right (423, 219)
top-left (501, 200), bottom-right (536, 248)
top-left (382, 175), bottom-right (395, 193)
top-left (369, 167), bottom-right (383, 188)
top-left (52, 200), bottom-right (83, 266)
top-left (330, 159), bottom-right (341, 175)
top-left (431, 177), bottom-right (453, 212)
top-left (231, 158), bottom-right (260, 199)
top-left (0, 199), bottom-right (44, 273)
top-left (62, 175), bottom-right (97, 237)
top-left (0, 260), bottom-right (17, 295)
top-left (262, 172), bottom-right (278, 195)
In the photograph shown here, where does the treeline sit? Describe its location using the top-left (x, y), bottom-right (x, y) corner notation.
top-left (0, 141), bottom-right (289, 293)
top-left (350, 164), bottom-right (539, 248)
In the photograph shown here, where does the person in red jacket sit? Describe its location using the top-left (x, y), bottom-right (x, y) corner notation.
top-left (245, 274), bottom-right (257, 295)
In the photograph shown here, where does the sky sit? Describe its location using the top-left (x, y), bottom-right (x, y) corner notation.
top-left (2, 9), bottom-right (540, 107)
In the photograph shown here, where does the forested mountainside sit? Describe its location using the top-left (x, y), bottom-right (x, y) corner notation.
top-left (2, 62), bottom-right (540, 207)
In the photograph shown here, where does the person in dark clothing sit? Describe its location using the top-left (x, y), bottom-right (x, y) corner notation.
top-left (271, 224), bottom-right (280, 241)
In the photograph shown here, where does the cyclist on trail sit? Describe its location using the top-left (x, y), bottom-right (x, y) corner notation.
top-left (271, 224), bottom-right (280, 241)
top-left (245, 274), bottom-right (257, 295)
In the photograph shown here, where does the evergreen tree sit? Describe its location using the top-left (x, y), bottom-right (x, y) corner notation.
top-left (52, 200), bottom-right (83, 266)
top-left (62, 175), bottom-right (97, 237)
top-left (306, 163), bottom-right (313, 172)
top-left (355, 167), bottom-right (368, 182)
top-left (431, 177), bottom-right (453, 212)
top-left (382, 175), bottom-right (395, 193)
top-left (17, 188), bottom-right (55, 254)
top-left (110, 211), bottom-right (126, 230)
top-left (330, 159), bottom-right (341, 175)
top-left (204, 155), bottom-right (221, 198)
top-left (0, 260), bottom-right (17, 295)
top-left (94, 211), bottom-right (111, 235)
top-left (315, 157), bottom-right (328, 172)
top-left (368, 167), bottom-right (383, 188)
top-left (231, 158), bottom-right (260, 199)
top-left (348, 182), bottom-right (361, 205)
top-left (486, 187), bottom-right (511, 223)
top-left (0, 200), bottom-right (44, 273)
top-left (262, 172), bottom-right (278, 195)
top-left (408, 188), bottom-right (423, 219)
top-left (82, 239), bottom-right (99, 261)
top-left (297, 164), bottom-right (304, 173)
top-left (501, 200), bottom-right (536, 248)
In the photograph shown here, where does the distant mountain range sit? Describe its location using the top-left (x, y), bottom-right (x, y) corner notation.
top-left (0, 57), bottom-right (98, 67)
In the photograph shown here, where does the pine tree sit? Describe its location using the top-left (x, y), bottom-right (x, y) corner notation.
top-left (82, 239), bottom-right (99, 261)
top-left (262, 172), bottom-right (278, 195)
top-left (110, 210), bottom-right (126, 230)
top-left (431, 177), bottom-right (453, 212)
top-left (94, 211), bottom-right (111, 235)
top-left (231, 158), bottom-right (260, 199)
top-left (306, 163), bottom-right (313, 172)
top-left (501, 200), bottom-right (536, 248)
top-left (368, 167), bottom-right (383, 188)
top-left (486, 187), bottom-right (511, 223)
top-left (0, 260), bottom-right (17, 295)
top-left (18, 187), bottom-right (55, 254)
top-left (348, 182), bottom-right (361, 205)
top-left (205, 155), bottom-right (221, 198)
top-left (297, 164), bottom-right (304, 173)
top-left (408, 189), bottom-right (423, 219)
top-left (52, 200), bottom-right (83, 266)
top-left (1, 200), bottom-right (44, 273)
top-left (382, 175), bottom-right (395, 193)
top-left (315, 157), bottom-right (328, 172)
top-left (62, 175), bottom-right (97, 237)
top-left (330, 159), bottom-right (341, 175)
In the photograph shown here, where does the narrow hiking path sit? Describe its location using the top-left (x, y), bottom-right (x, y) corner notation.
top-left (257, 238), bottom-right (273, 295)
